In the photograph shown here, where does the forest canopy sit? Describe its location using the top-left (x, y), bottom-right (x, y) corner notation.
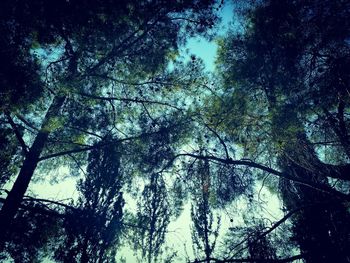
top-left (0, 0), bottom-right (350, 262)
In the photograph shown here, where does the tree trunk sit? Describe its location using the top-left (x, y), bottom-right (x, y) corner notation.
top-left (0, 96), bottom-right (66, 237)
top-left (280, 163), bottom-right (350, 263)
top-left (277, 128), bottom-right (350, 263)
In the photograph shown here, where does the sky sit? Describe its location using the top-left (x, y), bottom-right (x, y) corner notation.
top-left (179, 1), bottom-right (235, 73)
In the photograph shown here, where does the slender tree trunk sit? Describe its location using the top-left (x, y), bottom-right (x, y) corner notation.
top-left (148, 174), bottom-right (156, 263)
top-left (204, 212), bottom-right (210, 263)
top-left (0, 95), bottom-right (65, 237)
top-left (202, 160), bottom-right (211, 263)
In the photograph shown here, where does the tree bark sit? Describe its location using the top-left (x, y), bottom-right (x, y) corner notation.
top-left (0, 95), bottom-right (66, 237)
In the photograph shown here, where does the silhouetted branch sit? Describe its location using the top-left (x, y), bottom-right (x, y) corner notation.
top-left (5, 111), bottom-right (28, 155)
top-left (169, 153), bottom-right (350, 200)
top-left (38, 127), bottom-right (175, 161)
top-left (79, 92), bottom-right (182, 110)
top-left (229, 202), bottom-right (335, 257)
top-left (87, 73), bottom-right (174, 87)
top-left (14, 113), bottom-right (40, 131)
top-left (204, 123), bottom-right (230, 159)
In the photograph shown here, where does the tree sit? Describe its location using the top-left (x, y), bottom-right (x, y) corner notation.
top-left (216, 0), bottom-right (350, 261)
top-left (132, 173), bottom-right (172, 263)
top-left (0, 0), bottom-right (217, 238)
top-left (4, 0), bottom-right (350, 261)
top-left (54, 136), bottom-right (124, 263)
top-left (190, 157), bottom-right (220, 263)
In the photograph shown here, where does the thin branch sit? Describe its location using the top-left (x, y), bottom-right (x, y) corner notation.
top-left (204, 123), bottom-right (230, 159)
top-left (5, 111), bottom-right (28, 155)
top-left (14, 113), bottom-right (40, 131)
top-left (0, 197), bottom-right (66, 218)
top-left (228, 203), bottom-right (328, 257)
top-left (67, 125), bottom-right (104, 139)
top-left (79, 92), bottom-right (182, 110)
top-left (142, 102), bottom-right (156, 123)
top-left (38, 127), bottom-right (173, 161)
top-left (46, 138), bottom-right (92, 147)
top-left (86, 8), bottom-right (163, 74)
top-left (87, 73), bottom-right (174, 87)
top-left (68, 153), bottom-right (87, 176)
top-left (22, 196), bottom-right (77, 211)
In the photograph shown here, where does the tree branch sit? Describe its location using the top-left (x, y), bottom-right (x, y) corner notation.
top-left (87, 73), bottom-right (174, 87)
top-left (190, 254), bottom-right (305, 263)
top-left (86, 7), bottom-right (164, 74)
top-left (78, 92), bottom-right (182, 110)
top-left (38, 128), bottom-right (174, 161)
top-left (5, 111), bottom-right (28, 155)
top-left (170, 153), bottom-right (350, 200)
top-left (204, 123), bottom-right (230, 159)
top-left (22, 196), bottom-right (77, 211)
top-left (14, 113), bottom-right (40, 131)
top-left (229, 202), bottom-right (335, 258)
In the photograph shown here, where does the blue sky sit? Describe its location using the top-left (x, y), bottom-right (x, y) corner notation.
top-left (182, 1), bottom-right (235, 72)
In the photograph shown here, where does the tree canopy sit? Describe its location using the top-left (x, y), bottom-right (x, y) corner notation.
top-left (1, 0), bottom-right (350, 262)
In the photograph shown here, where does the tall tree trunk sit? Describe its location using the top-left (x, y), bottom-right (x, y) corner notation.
top-left (0, 95), bottom-right (66, 238)
top-left (275, 117), bottom-right (350, 263)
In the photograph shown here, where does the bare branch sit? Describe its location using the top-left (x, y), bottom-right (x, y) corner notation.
top-left (204, 123), bottom-right (230, 159)
top-left (67, 125), bottom-right (104, 139)
top-left (22, 196), bottom-right (77, 211)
